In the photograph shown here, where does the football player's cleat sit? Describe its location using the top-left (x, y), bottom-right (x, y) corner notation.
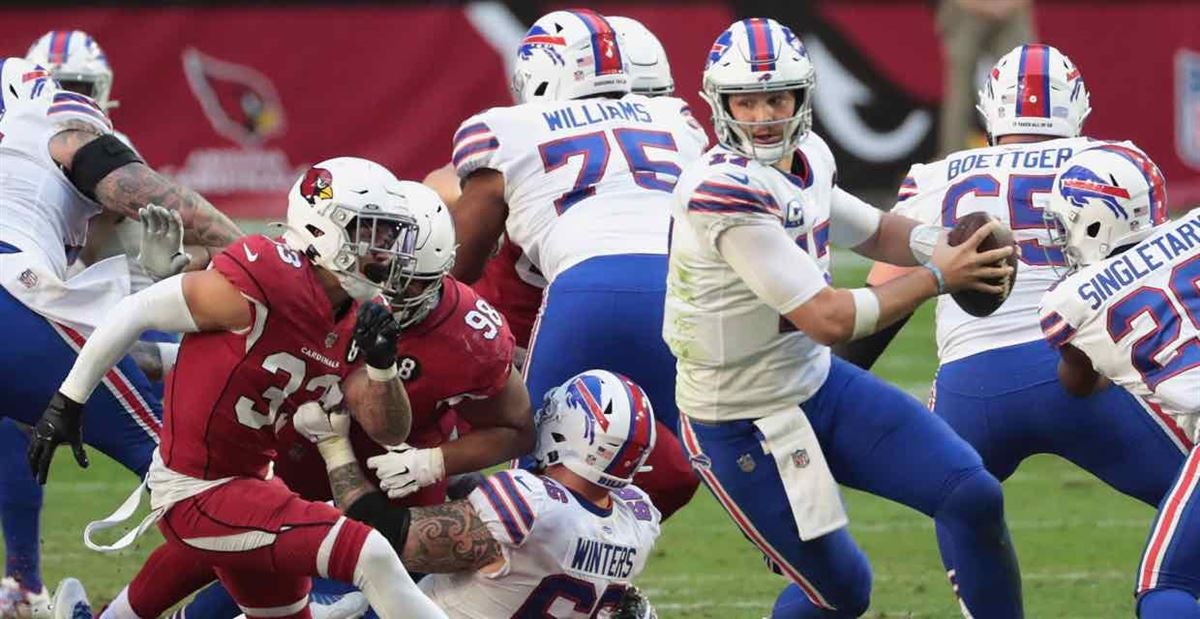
top-left (0, 577), bottom-right (49, 619)
top-left (49, 578), bottom-right (90, 619)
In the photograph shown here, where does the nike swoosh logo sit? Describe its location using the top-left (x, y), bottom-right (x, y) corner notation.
top-left (243, 244), bottom-right (259, 262)
top-left (725, 173), bottom-right (749, 184)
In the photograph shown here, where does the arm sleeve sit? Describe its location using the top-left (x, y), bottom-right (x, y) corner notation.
top-left (468, 469), bottom-right (545, 548)
top-left (717, 223), bottom-right (829, 314)
top-left (58, 275), bottom-right (199, 402)
top-left (452, 113), bottom-right (501, 179)
top-left (829, 186), bottom-right (882, 249)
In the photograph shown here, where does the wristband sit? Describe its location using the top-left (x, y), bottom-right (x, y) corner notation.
top-left (909, 224), bottom-right (942, 265)
top-left (849, 288), bottom-right (881, 340)
top-left (316, 436), bottom-right (357, 470)
top-left (922, 263), bottom-right (946, 295)
top-left (366, 364), bottom-right (398, 382)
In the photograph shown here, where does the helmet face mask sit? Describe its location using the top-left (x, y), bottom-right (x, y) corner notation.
top-left (702, 18), bottom-right (815, 164)
top-left (385, 182), bottom-right (457, 328)
top-left (533, 370), bottom-right (657, 491)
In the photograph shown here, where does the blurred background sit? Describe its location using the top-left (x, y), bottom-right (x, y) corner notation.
top-left (3, 0), bottom-right (1198, 223)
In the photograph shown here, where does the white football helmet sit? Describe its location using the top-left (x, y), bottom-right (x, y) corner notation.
top-left (390, 183), bottom-right (457, 328)
top-left (511, 9), bottom-right (630, 104)
top-left (702, 18), bottom-right (815, 163)
top-left (26, 30), bottom-right (116, 110)
top-left (610, 16), bottom-right (674, 96)
top-left (977, 44), bottom-right (1091, 143)
top-left (1045, 144), bottom-right (1168, 270)
top-left (0, 57), bottom-right (56, 113)
top-left (533, 370), bottom-right (657, 490)
top-left (282, 157), bottom-right (421, 303)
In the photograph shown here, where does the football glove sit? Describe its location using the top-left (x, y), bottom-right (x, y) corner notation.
top-left (367, 444), bottom-right (445, 499)
top-left (28, 392), bottom-right (88, 484)
top-left (136, 204), bottom-right (191, 279)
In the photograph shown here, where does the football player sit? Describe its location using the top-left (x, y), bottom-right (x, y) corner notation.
top-left (1037, 148), bottom-right (1196, 618)
top-left (28, 158), bottom-right (445, 619)
top-left (0, 32), bottom-right (191, 615)
top-left (450, 9), bottom-right (704, 519)
top-left (665, 18), bottom-right (1022, 617)
top-left (0, 55), bottom-right (239, 612)
top-left (836, 44), bottom-right (1187, 597)
top-left (294, 369), bottom-right (661, 618)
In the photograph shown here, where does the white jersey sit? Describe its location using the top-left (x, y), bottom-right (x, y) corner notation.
top-left (893, 137), bottom-right (1118, 364)
top-left (421, 469), bottom-right (661, 618)
top-left (452, 94), bottom-right (708, 283)
top-left (665, 136), bottom-right (840, 421)
top-left (1039, 208), bottom-right (1200, 428)
top-left (0, 66), bottom-right (113, 279)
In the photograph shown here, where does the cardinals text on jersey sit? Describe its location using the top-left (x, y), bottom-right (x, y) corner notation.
top-left (452, 93), bottom-right (707, 283)
top-left (664, 134), bottom-right (837, 421)
top-left (274, 276), bottom-right (515, 506)
top-left (420, 469), bottom-right (660, 618)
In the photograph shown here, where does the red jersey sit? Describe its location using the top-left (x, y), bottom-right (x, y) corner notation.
top-left (161, 235), bottom-right (359, 480)
top-left (276, 276), bottom-right (515, 505)
top-left (471, 240), bottom-right (544, 349)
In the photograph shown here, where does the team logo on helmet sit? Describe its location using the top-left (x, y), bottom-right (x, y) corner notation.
top-left (706, 30), bottom-right (733, 68)
top-left (1058, 165), bottom-right (1132, 219)
top-left (565, 375), bottom-right (610, 443)
top-left (300, 167), bottom-right (334, 205)
top-left (518, 24), bottom-right (567, 65)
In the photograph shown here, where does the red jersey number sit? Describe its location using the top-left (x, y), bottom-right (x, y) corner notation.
top-left (464, 299), bottom-right (504, 341)
top-left (234, 351), bottom-right (344, 430)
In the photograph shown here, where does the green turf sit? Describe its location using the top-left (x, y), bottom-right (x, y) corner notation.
top-left (19, 251), bottom-right (1159, 617)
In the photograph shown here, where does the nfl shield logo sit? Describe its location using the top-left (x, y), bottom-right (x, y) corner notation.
top-left (791, 449), bottom-right (810, 469)
top-left (737, 453), bottom-right (756, 473)
top-left (1176, 49), bottom-right (1200, 170)
top-left (18, 269), bottom-right (38, 289)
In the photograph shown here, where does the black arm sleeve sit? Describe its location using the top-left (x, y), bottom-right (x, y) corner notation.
top-left (832, 311), bottom-right (913, 370)
top-left (345, 491), bottom-right (412, 552)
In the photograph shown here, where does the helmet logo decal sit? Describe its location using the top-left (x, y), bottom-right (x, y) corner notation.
top-left (707, 30), bottom-right (733, 68)
top-left (518, 24), bottom-right (567, 63)
top-left (300, 167), bottom-right (333, 205)
top-left (567, 376), bottom-right (610, 432)
top-left (1059, 165), bottom-right (1131, 219)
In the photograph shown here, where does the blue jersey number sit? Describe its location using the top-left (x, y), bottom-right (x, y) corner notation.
top-left (941, 173), bottom-right (1064, 267)
top-left (538, 129), bottom-right (680, 214)
top-left (1106, 255), bottom-right (1200, 390)
top-left (512, 575), bottom-right (626, 618)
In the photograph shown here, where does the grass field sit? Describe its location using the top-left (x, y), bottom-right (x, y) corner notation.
top-left (18, 252), bottom-right (1159, 617)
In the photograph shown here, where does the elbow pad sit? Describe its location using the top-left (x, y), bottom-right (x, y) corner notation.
top-left (68, 134), bottom-right (144, 200)
top-left (346, 491), bottom-right (412, 552)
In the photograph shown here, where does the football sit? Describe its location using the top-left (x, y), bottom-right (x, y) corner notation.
top-left (947, 212), bottom-right (1019, 317)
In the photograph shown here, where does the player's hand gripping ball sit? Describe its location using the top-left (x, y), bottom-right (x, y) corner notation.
top-left (948, 212), bottom-right (1019, 317)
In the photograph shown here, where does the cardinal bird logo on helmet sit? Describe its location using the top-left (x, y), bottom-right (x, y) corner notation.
top-left (300, 167), bottom-right (333, 205)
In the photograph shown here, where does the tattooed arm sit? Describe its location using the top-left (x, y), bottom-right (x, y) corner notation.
top-left (323, 443), bottom-right (503, 573)
top-left (48, 124), bottom-right (242, 250)
top-left (403, 500), bottom-right (504, 573)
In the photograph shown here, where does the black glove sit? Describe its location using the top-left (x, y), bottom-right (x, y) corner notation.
top-left (354, 301), bottom-right (402, 370)
top-left (28, 392), bottom-right (89, 484)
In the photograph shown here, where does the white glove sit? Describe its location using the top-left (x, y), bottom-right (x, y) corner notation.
top-left (293, 402), bottom-right (351, 444)
top-left (367, 444), bottom-right (446, 499)
top-left (137, 204), bottom-right (191, 279)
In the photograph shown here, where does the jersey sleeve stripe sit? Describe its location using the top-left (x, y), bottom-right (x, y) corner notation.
top-left (451, 137), bottom-right (500, 168)
top-left (48, 103), bottom-right (113, 130)
top-left (695, 181), bottom-right (779, 211)
top-left (493, 471), bottom-right (536, 530)
top-left (686, 198), bottom-right (776, 215)
top-left (1041, 313), bottom-right (1077, 348)
top-left (478, 478), bottom-right (527, 544)
top-left (453, 122), bottom-right (491, 145)
top-left (1039, 312), bottom-right (1065, 332)
top-left (53, 91), bottom-right (103, 111)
